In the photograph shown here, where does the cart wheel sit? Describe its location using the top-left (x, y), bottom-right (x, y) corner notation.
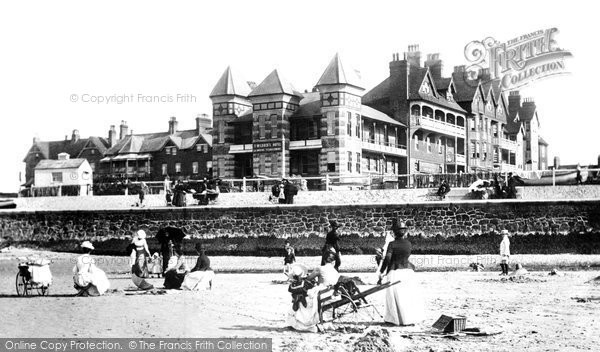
top-left (15, 272), bottom-right (28, 296)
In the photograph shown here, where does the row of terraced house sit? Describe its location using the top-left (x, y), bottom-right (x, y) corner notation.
top-left (23, 45), bottom-right (548, 189)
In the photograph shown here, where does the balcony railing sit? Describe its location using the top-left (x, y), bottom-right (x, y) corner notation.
top-left (499, 138), bottom-right (517, 151)
top-left (289, 139), bottom-right (322, 150)
top-left (229, 144), bottom-right (254, 153)
top-left (410, 115), bottom-right (466, 138)
top-left (361, 137), bottom-right (407, 157)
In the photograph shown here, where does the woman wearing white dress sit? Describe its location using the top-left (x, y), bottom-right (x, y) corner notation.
top-left (73, 241), bottom-right (110, 296)
top-left (499, 229), bottom-right (511, 275)
top-left (379, 220), bottom-right (425, 326)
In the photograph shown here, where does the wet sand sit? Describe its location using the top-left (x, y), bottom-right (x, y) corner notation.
top-left (1, 250), bottom-right (599, 351)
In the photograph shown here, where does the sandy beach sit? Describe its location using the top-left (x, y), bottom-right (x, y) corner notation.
top-left (1, 249), bottom-right (599, 351)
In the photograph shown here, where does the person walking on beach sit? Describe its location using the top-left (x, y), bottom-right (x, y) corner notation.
top-left (321, 220), bottom-right (342, 271)
top-left (499, 229), bottom-right (511, 276)
top-left (138, 182), bottom-right (149, 207)
top-left (130, 230), bottom-right (153, 290)
top-left (283, 241), bottom-right (296, 275)
top-left (379, 219), bottom-right (425, 326)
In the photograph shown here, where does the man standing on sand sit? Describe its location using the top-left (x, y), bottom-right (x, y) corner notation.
top-left (499, 229), bottom-right (511, 275)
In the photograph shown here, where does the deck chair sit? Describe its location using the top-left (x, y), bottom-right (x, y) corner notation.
top-left (317, 280), bottom-right (402, 324)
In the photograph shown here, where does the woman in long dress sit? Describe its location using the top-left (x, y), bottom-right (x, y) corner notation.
top-left (182, 242), bottom-right (215, 291)
top-left (286, 253), bottom-right (340, 332)
top-left (163, 244), bottom-right (189, 289)
top-left (379, 219), bottom-right (425, 326)
top-left (130, 230), bottom-right (153, 290)
top-left (73, 241), bottom-right (110, 296)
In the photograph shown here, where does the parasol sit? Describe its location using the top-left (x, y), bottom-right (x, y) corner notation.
top-left (155, 226), bottom-right (187, 244)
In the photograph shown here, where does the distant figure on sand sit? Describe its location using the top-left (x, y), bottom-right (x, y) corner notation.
top-left (379, 220), bottom-right (425, 326)
top-left (283, 241), bottom-right (296, 275)
top-left (499, 229), bottom-right (511, 276)
top-left (73, 241), bottom-right (110, 296)
top-left (321, 220), bottom-right (342, 270)
top-left (130, 230), bottom-right (153, 290)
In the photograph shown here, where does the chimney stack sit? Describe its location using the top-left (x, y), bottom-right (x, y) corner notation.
top-left (58, 152), bottom-right (70, 160)
top-left (71, 129), bottom-right (80, 143)
top-left (33, 136), bottom-right (40, 144)
top-left (390, 52), bottom-right (409, 77)
top-left (553, 156), bottom-right (560, 169)
top-left (196, 113), bottom-right (212, 134)
top-left (247, 81), bottom-right (257, 90)
top-left (168, 116), bottom-right (178, 135)
top-left (119, 120), bottom-right (128, 140)
top-left (108, 125), bottom-right (117, 147)
top-left (424, 53), bottom-right (443, 80)
top-left (404, 44), bottom-right (421, 67)
top-left (508, 91), bottom-right (521, 117)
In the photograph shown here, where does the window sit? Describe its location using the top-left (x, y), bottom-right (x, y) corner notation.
top-left (470, 118), bottom-right (476, 131)
top-left (196, 144), bottom-right (208, 153)
top-left (91, 149), bottom-right (95, 155)
top-left (438, 139), bottom-right (443, 154)
top-left (259, 154), bottom-right (265, 175)
top-left (347, 152), bottom-right (352, 172)
top-left (356, 153), bottom-right (361, 173)
top-left (192, 162), bottom-right (198, 174)
top-left (414, 135), bottom-right (419, 150)
top-left (347, 112), bottom-right (352, 136)
top-left (206, 161), bottom-right (213, 174)
top-left (426, 137), bottom-right (431, 153)
top-left (271, 153), bottom-right (278, 173)
top-left (471, 141), bottom-right (477, 158)
top-left (218, 158), bottom-right (225, 177)
top-left (327, 112), bottom-right (335, 136)
top-left (166, 148), bottom-right (171, 155)
top-left (175, 163), bottom-right (181, 173)
top-left (483, 142), bottom-right (487, 161)
top-left (218, 120), bottom-right (225, 143)
top-left (270, 114), bottom-right (278, 139)
top-left (355, 114), bottom-right (360, 137)
top-left (259, 115), bottom-right (266, 139)
top-left (162, 164), bottom-right (167, 175)
top-left (366, 158), bottom-right (371, 171)
top-left (52, 172), bottom-right (62, 182)
top-left (90, 162), bottom-right (95, 171)
top-left (172, 148), bottom-right (177, 156)
top-left (327, 152), bottom-right (336, 172)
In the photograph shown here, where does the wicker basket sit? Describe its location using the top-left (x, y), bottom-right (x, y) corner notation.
top-left (432, 315), bottom-right (467, 333)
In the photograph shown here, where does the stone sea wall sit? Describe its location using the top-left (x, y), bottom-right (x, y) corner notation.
top-left (2, 200), bottom-right (600, 242)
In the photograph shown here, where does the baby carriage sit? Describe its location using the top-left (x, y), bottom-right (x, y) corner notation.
top-left (16, 257), bottom-right (52, 296)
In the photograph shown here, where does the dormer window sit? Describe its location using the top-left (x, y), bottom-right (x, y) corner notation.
top-left (486, 102), bottom-right (493, 112)
top-left (446, 90), bottom-right (453, 102)
top-left (421, 82), bottom-right (432, 95)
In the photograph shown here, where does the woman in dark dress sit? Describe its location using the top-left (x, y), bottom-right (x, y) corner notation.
top-left (321, 220), bottom-right (342, 270)
top-left (182, 243), bottom-right (215, 290)
top-left (379, 219), bottom-right (425, 326)
top-left (163, 244), bottom-right (189, 289)
top-left (130, 230), bottom-right (153, 290)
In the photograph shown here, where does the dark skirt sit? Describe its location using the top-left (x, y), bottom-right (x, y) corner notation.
top-left (163, 270), bottom-right (186, 289)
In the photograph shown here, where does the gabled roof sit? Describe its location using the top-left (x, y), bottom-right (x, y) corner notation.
top-left (362, 77), bottom-right (391, 104)
top-left (34, 158), bottom-right (87, 170)
top-left (315, 53), bottom-right (363, 89)
top-left (538, 136), bottom-right (549, 145)
top-left (451, 72), bottom-right (479, 102)
top-left (105, 129), bottom-right (205, 155)
top-left (210, 66), bottom-right (252, 98)
top-left (505, 111), bottom-right (522, 135)
top-left (24, 138), bottom-right (92, 162)
top-left (293, 92), bottom-right (321, 118)
top-left (248, 70), bottom-right (302, 97)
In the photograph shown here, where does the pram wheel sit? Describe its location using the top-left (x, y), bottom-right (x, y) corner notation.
top-left (15, 271), bottom-right (28, 296)
top-left (37, 285), bottom-right (49, 296)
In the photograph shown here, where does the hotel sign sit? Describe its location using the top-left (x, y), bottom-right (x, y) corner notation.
top-left (253, 141), bottom-right (284, 153)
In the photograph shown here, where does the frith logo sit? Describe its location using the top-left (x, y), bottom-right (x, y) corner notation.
top-left (464, 28), bottom-right (572, 89)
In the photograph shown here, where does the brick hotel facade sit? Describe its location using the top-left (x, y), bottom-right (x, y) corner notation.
top-left (23, 45), bottom-right (549, 187)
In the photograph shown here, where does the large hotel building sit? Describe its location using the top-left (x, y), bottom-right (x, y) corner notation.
top-left (23, 46), bottom-right (549, 187)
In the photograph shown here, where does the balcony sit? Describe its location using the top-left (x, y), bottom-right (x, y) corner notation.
top-left (229, 144), bottom-right (253, 154)
top-left (289, 139), bottom-right (322, 150)
top-left (499, 138), bottom-right (517, 151)
top-left (361, 138), bottom-right (407, 157)
top-left (410, 115), bottom-right (466, 138)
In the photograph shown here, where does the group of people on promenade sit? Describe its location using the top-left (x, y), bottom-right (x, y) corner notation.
top-left (269, 179), bottom-right (299, 204)
top-left (71, 229), bottom-right (215, 296)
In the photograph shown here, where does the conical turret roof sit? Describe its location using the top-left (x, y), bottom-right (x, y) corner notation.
top-left (210, 66), bottom-right (251, 97)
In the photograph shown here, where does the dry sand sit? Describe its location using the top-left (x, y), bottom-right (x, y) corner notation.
top-left (1, 249), bottom-right (599, 352)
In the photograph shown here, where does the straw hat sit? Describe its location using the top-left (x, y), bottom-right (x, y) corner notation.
top-left (81, 241), bottom-right (94, 250)
top-left (136, 230), bottom-right (147, 240)
top-left (501, 229), bottom-right (509, 235)
top-left (287, 263), bottom-right (308, 279)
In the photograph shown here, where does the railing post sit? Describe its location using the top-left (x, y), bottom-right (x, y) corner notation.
top-left (242, 177), bottom-right (247, 192)
top-left (325, 174), bottom-right (330, 191)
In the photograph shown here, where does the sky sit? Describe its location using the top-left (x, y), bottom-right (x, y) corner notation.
top-left (0, 0), bottom-right (598, 193)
